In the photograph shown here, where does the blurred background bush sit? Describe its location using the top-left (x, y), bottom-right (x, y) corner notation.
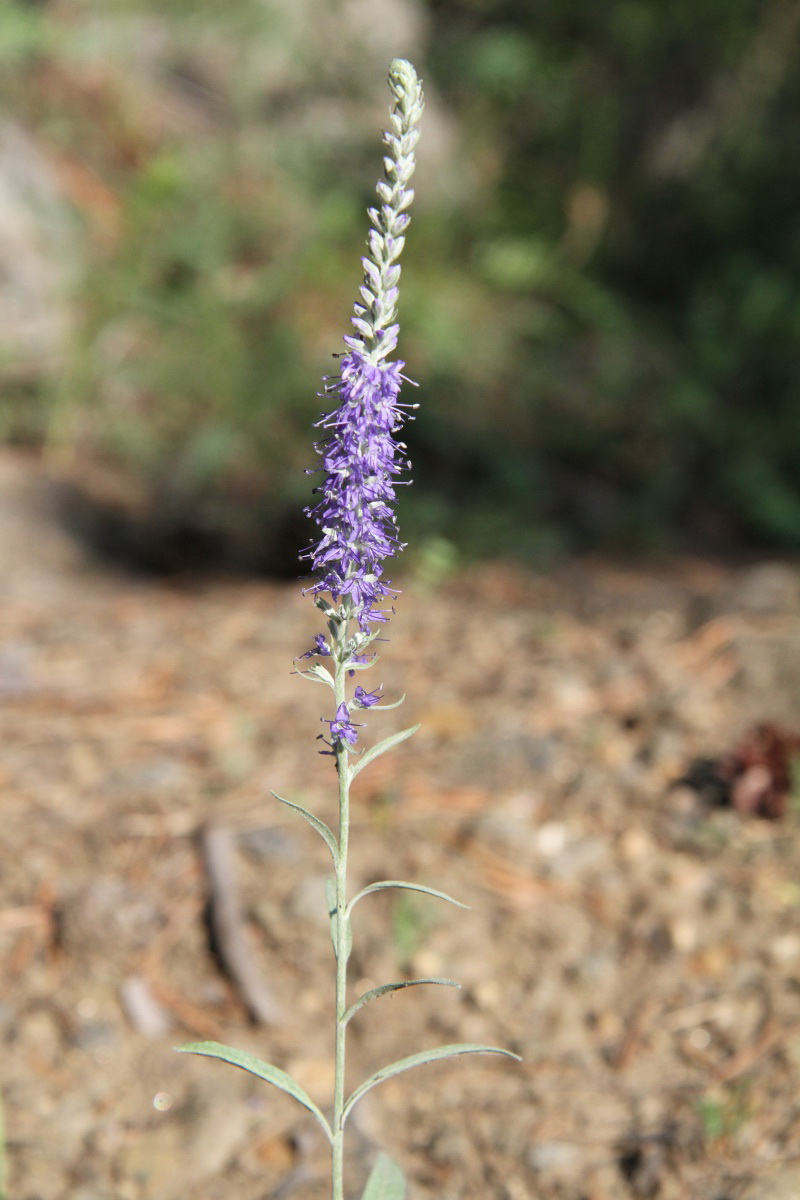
top-left (1, 0), bottom-right (798, 568)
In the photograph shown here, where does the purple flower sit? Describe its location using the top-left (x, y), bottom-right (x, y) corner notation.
top-left (354, 685), bottom-right (382, 708)
top-left (300, 634), bottom-right (332, 659)
top-left (323, 703), bottom-right (362, 747)
top-left (347, 650), bottom-right (376, 679)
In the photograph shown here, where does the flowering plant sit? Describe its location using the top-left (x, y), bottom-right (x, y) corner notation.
top-left (178, 59), bottom-right (518, 1200)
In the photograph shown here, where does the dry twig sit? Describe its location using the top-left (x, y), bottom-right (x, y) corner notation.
top-left (201, 823), bottom-right (282, 1025)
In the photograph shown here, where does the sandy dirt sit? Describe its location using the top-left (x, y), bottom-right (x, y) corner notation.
top-left (2, 449), bottom-right (800, 1200)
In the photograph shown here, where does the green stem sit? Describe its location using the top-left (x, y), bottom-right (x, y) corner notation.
top-left (331, 621), bottom-right (351, 1200)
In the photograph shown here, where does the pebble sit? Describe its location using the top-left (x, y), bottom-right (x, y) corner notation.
top-left (527, 1140), bottom-right (581, 1173)
top-left (547, 836), bottom-right (610, 879)
top-left (535, 821), bottom-right (568, 857)
top-left (669, 918), bottom-right (699, 953)
top-left (618, 827), bottom-right (656, 862)
top-left (120, 975), bottom-right (171, 1038)
top-left (770, 932), bottom-right (800, 964)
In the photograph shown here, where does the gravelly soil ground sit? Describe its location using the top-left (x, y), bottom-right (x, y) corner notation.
top-left (3, 450), bottom-right (800, 1200)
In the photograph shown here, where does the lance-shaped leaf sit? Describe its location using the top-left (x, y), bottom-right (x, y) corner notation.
top-left (343, 978), bottom-right (460, 1026)
top-left (347, 879), bottom-right (468, 918)
top-left (295, 662), bottom-right (335, 688)
top-left (349, 725), bottom-right (420, 782)
top-left (271, 791), bottom-right (338, 867)
top-left (371, 693), bottom-right (406, 711)
top-left (361, 1152), bottom-right (406, 1200)
top-left (176, 1041), bottom-right (333, 1142)
top-left (342, 1043), bottom-right (521, 1125)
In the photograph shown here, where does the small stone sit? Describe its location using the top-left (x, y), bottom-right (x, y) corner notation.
top-left (536, 822), bottom-right (568, 857)
top-left (669, 919), bottom-right (698, 953)
top-left (619, 827), bottom-right (655, 862)
top-left (527, 1141), bottom-right (581, 1173)
top-left (770, 932), bottom-right (800, 964)
top-left (120, 975), bottom-right (171, 1038)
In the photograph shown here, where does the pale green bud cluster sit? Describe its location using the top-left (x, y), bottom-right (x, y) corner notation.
top-left (350, 58), bottom-right (425, 363)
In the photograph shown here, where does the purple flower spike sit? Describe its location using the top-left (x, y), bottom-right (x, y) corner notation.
top-left (324, 702), bottom-right (362, 747)
top-left (305, 350), bottom-right (413, 631)
top-left (302, 59), bottom-right (424, 639)
top-left (354, 685), bottom-right (383, 708)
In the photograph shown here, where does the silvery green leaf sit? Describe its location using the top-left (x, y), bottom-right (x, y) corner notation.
top-left (271, 792), bottom-right (339, 867)
top-left (342, 1043), bottom-right (521, 1124)
top-left (349, 725), bottom-right (420, 781)
top-left (176, 1041), bottom-right (333, 1142)
top-left (343, 978), bottom-right (460, 1026)
top-left (372, 693), bottom-right (406, 711)
top-left (361, 1152), bottom-right (406, 1200)
top-left (296, 663), bottom-right (335, 688)
top-left (347, 880), bottom-right (469, 917)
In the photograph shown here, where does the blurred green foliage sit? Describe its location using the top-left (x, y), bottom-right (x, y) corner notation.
top-left (419, 0), bottom-right (800, 552)
top-left (1, 0), bottom-right (799, 563)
